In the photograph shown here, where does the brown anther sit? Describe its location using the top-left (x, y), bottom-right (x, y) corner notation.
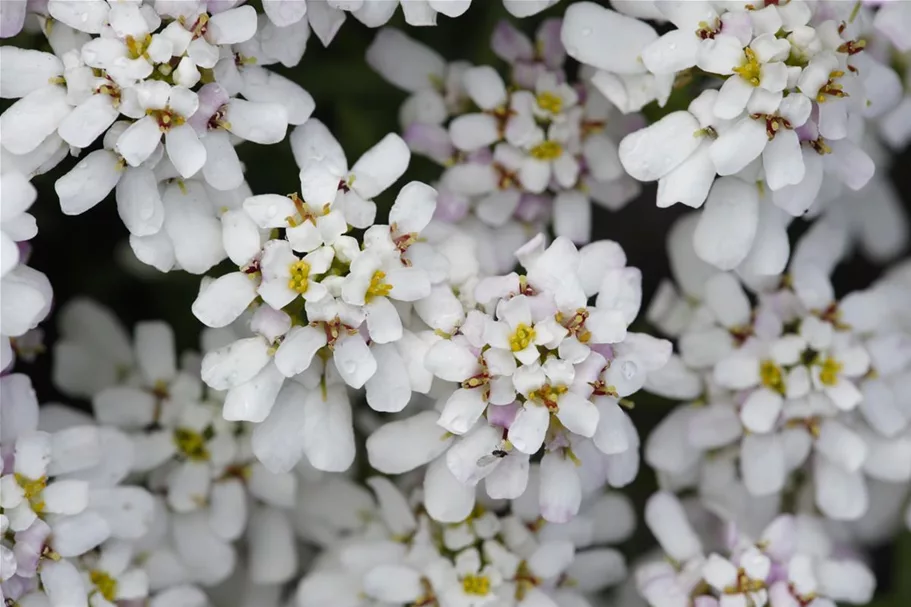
top-left (751, 113), bottom-right (792, 140)
top-left (837, 39), bottom-right (866, 55)
top-left (494, 162), bottom-right (519, 190)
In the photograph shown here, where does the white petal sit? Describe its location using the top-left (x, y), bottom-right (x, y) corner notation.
top-left (166, 124), bottom-right (206, 179)
top-left (741, 433), bottom-right (786, 496)
top-left (58, 94), bottom-right (119, 149)
top-left (508, 404), bottom-right (549, 454)
top-left (711, 117), bottom-right (768, 176)
top-left (365, 28), bottom-right (445, 93)
top-left (56, 150), bottom-right (120, 216)
top-left (693, 177), bottom-right (759, 270)
top-left (191, 272), bottom-right (257, 328)
top-left (363, 565), bottom-right (423, 603)
top-left (251, 382), bottom-right (308, 473)
top-left (763, 129), bottom-right (804, 191)
top-left (115, 116), bottom-right (162, 167)
top-left (423, 456), bottom-right (475, 523)
top-left (116, 167), bottom-right (164, 236)
top-left (365, 343), bottom-right (412, 413)
top-left (248, 507), bottom-right (297, 584)
top-left (350, 133), bottom-right (410, 199)
top-left (438, 387), bottom-right (488, 435)
top-left (389, 181), bottom-right (437, 234)
top-left (225, 99), bottom-right (288, 144)
top-left (223, 361), bottom-right (284, 423)
top-left (539, 453), bottom-right (582, 523)
top-left (561, 3), bottom-right (657, 73)
top-left (644, 491), bottom-right (702, 561)
top-left (0, 48), bottom-right (63, 99)
top-left (814, 457), bottom-right (868, 520)
top-left (642, 30), bottom-right (698, 74)
top-left (366, 411), bottom-right (453, 474)
top-left (41, 559), bottom-right (88, 607)
top-left (618, 111), bottom-right (701, 181)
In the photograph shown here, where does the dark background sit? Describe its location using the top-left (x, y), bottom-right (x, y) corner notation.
top-left (7, 1), bottom-right (911, 603)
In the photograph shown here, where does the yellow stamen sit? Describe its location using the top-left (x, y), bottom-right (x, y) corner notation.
top-left (733, 48), bottom-right (762, 87)
top-left (529, 140), bottom-right (562, 161)
top-left (529, 383), bottom-right (567, 410)
top-left (366, 270), bottom-right (392, 301)
top-left (818, 357), bottom-right (843, 386)
top-left (90, 570), bottom-right (118, 602)
top-left (146, 108), bottom-right (186, 132)
top-left (760, 360), bottom-right (786, 394)
top-left (125, 34), bottom-right (152, 60)
top-left (509, 323), bottom-right (536, 352)
top-left (288, 260), bottom-right (311, 294)
top-left (536, 91), bottom-right (563, 114)
top-left (172, 427), bottom-right (210, 461)
top-left (14, 474), bottom-right (47, 513)
top-left (462, 575), bottom-right (491, 596)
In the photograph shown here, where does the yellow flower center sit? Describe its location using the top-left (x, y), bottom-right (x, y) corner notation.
top-left (146, 108), bottom-right (186, 132)
top-left (529, 383), bottom-right (567, 410)
top-left (536, 91), bottom-right (563, 114)
top-left (173, 427), bottom-right (210, 461)
top-left (817, 356), bottom-right (843, 386)
top-left (733, 48), bottom-right (762, 87)
top-left (125, 34), bottom-right (152, 60)
top-left (288, 259), bottom-right (311, 294)
top-left (529, 140), bottom-right (562, 161)
top-left (509, 323), bottom-right (536, 352)
top-left (90, 570), bottom-right (118, 602)
top-left (14, 474), bottom-right (47, 513)
top-left (462, 574), bottom-right (491, 596)
top-left (724, 568), bottom-right (766, 594)
top-left (366, 270), bottom-right (392, 301)
top-left (760, 360), bottom-right (785, 394)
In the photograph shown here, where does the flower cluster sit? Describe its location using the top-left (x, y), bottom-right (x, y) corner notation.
top-left (297, 475), bottom-right (632, 607)
top-left (48, 298), bottom-right (315, 604)
top-left (366, 232), bottom-right (669, 524)
top-left (0, 371), bottom-right (157, 606)
top-left (1, 1), bottom-right (909, 606)
top-left (563, 0), bottom-right (909, 275)
top-left (637, 491), bottom-right (876, 607)
top-left (644, 216), bottom-right (911, 533)
top-left (1, 0), bottom-right (312, 274)
top-left (368, 20), bottom-right (642, 272)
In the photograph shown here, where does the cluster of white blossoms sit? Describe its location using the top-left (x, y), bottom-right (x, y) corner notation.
top-left (364, 232), bottom-right (670, 524)
top-left (47, 298), bottom-right (318, 603)
top-left (2, 1), bottom-right (911, 607)
top-left (645, 215), bottom-right (911, 538)
top-left (563, 0), bottom-right (911, 276)
top-left (0, 370), bottom-right (158, 607)
top-left (638, 491), bottom-right (876, 607)
top-left (1, 0), bottom-right (314, 274)
top-left (297, 475), bottom-right (633, 607)
top-left (368, 19), bottom-right (643, 272)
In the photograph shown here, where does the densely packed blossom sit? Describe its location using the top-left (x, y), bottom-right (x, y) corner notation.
top-left (297, 474), bottom-right (632, 607)
top-left (0, 372), bottom-right (156, 606)
top-left (365, 232), bottom-right (668, 524)
top-left (1, 1), bottom-right (910, 606)
top-left (637, 491), bottom-right (876, 607)
top-left (563, 0), bottom-right (909, 275)
top-left (368, 20), bottom-right (643, 271)
top-left (644, 216), bottom-right (911, 536)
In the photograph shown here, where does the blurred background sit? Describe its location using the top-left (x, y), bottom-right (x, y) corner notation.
top-left (7, 2), bottom-right (911, 604)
